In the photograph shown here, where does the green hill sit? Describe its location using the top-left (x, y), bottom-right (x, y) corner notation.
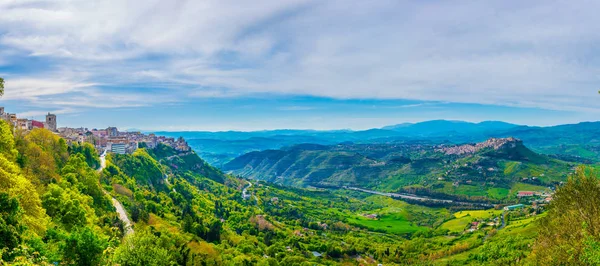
top-left (224, 138), bottom-right (572, 201)
top-left (1, 119), bottom-right (592, 265)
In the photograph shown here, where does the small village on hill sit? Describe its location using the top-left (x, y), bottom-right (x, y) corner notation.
top-left (0, 107), bottom-right (190, 155)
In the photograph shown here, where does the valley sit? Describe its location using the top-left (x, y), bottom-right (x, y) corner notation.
top-left (0, 120), bottom-right (597, 265)
top-left (222, 137), bottom-right (570, 205)
top-left (2, 1), bottom-right (600, 264)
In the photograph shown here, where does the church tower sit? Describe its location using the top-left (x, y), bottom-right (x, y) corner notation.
top-left (46, 113), bottom-right (57, 132)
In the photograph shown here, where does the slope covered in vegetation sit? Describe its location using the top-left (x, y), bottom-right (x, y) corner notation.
top-left (1, 120), bottom-right (598, 265)
top-left (223, 138), bottom-right (571, 202)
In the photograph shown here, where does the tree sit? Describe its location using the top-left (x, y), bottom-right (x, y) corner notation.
top-left (20, 128), bottom-right (69, 184)
top-left (69, 143), bottom-right (101, 169)
top-left (0, 120), bottom-right (18, 161)
top-left (531, 166), bottom-right (600, 265)
top-left (469, 236), bottom-right (530, 265)
top-left (62, 227), bottom-right (107, 266)
top-left (0, 77), bottom-right (4, 97)
top-left (41, 185), bottom-right (89, 230)
top-left (0, 121), bottom-right (47, 235)
top-left (112, 230), bottom-right (174, 266)
top-left (0, 193), bottom-right (23, 261)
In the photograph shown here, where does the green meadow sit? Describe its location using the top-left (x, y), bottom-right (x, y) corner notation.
top-left (347, 213), bottom-right (428, 234)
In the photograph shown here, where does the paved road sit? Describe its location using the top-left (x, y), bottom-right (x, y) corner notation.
top-left (165, 152), bottom-right (193, 161)
top-left (112, 197), bottom-right (134, 236)
top-left (344, 186), bottom-right (494, 208)
top-left (164, 174), bottom-right (177, 193)
top-left (164, 174), bottom-right (170, 185)
top-left (242, 181), bottom-right (252, 200)
top-left (99, 150), bottom-right (134, 236)
top-left (97, 150), bottom-right (107, 173)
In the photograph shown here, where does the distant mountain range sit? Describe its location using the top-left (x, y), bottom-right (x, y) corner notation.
top-left (156, 120), bottom-right (600, 166)
top-left (381, 120), bottom-right (518, 134)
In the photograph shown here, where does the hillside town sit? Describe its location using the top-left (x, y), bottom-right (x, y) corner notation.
top-left (0, 107), bottom-right (190, 155)
top-left (437, 137), bottom-right (521, 155)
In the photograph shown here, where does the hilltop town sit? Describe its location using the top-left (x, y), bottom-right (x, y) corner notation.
top-left (437, 137), bottom-right (522, 155)
top-left (0, 107), bottom-right (190, 155)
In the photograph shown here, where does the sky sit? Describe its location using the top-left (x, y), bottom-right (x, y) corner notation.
top-left (0, 0), bottom-right (599, 131)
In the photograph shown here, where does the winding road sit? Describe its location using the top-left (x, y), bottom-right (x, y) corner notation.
top-left (99, 150), bottom-right (134, 236)
top-left (164, 174), bottom-right (177, 193)
top-left (242, 181), bottom-right (252, 200)
top-left (499, 212), bottom-right (506, 229)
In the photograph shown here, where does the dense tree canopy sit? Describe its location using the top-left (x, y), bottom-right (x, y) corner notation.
top-left (1, 118), bottom-right (597, 265)
top-left (112, 230), bottom-right (174, 266)
top-left (0, 193), bottom-right (23, 261)
top-left (532, 166), bottom-right (600, 265)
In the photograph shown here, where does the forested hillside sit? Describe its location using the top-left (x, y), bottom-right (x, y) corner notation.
top-left (223, 138), bottom-right (572, 202)
top-left (1, 120), bottom-right (599, 265)
top-left (0, 121), bottom-right (118, 264)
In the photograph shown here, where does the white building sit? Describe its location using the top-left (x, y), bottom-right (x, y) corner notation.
top-left (110, 143), bottom-right (126, 155)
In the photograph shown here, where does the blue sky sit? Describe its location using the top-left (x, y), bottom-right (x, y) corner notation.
top-left (0, 0), bottom-right (599, 131)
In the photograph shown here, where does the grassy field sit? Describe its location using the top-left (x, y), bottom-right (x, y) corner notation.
top-left (487, 187), bottom-right (510, 199)
top-left (511, 182), bottom-right (549, 194)
top-left (503, 161), bottom-right (521, 175)
top-left (439, 182), bottom-right (488, 197)
top-left (454, 185), bottom-right (488, 197)
top-left (440, 216), bottom-right (473, 232)
top-left (440, 209), bottom-right (502, 233)
top-left (344, 195), bottom-right (447, 234)
top-left (454, 209), bottom-right (503, 219)
top-left (505, 213), bottom-right (547, 230)
top-left (347, 213), bottom-right (428, 234)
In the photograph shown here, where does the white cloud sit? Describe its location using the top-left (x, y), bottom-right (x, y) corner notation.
top-left (0, 0), bottom-right (599, 113)
top-left (3, 78), bottom-right (93, 100)
top-left (18, 107), bottom-right (75, 118)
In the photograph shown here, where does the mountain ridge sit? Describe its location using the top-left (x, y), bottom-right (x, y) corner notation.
top-left (223, 137), bottom-right (571, 200)
top-left (158, 120), bottom-right (600, 166)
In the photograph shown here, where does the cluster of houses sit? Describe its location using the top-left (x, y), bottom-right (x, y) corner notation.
top-left (1, 107), bottom-right (191, 155)
top-left (0, 107), bottom-right (57, 132)
top-left (362, 213), bottom-right (379, 220)
top-left (58, 127), bottom-right (191, 155)
top-left (516, 190), bottom-right (553, 203)
top-left (467, 217), bottom-right (502, 233)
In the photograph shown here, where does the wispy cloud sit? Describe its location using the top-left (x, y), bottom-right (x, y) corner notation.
top-left (0, 0), bottom-right (599, 125)
top-left (18, 107), bottom-right (76, 118)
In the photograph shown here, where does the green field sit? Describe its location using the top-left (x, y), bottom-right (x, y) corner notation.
top-left (439, 209), bottom-right (502, 233)
top-left (343, 195), bottom-right (444, 234)
top-left (440, 216), bottom-right (473, 232)
top-left (454, 209), bottom-right (503, 219)
top-left (505, 213), bottom-right (547, 229)
top-left (511, 182), bottom-right (549, 194)
top-left (454, 185), bottom-right (488, 197)
top-left (347, 213), bottom-right (428, 234)
top-left (438, 182), bottom-right (488, 197)
top-left (487, 187), bottom-right (510, 199)
top-left (504, 161), bottom-right (521, 175)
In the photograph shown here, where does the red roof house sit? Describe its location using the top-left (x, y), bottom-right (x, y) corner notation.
top-left (31, 120), bottom-right (44, 129)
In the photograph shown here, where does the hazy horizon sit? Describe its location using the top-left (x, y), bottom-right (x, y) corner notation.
top-left (144, 119), bottom-right (598, 133)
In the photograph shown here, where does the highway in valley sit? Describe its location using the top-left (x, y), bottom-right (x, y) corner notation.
top-left (344, 186), bottom-right (494, 208)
